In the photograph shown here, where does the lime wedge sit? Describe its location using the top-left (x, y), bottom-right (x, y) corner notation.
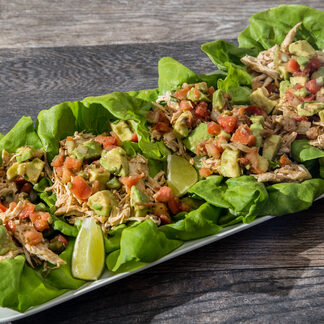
top-left (167, 155), bottom-right (198, 196)
top-left (72, 217), bottom-right (105, 280)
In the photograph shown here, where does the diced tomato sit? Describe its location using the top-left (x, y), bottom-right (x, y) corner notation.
top-left (158, 112), bottom-right (169, 123)
top-left (155, 186), bottom-right (173, 203)
top-left (71, 175), bottom-right (92, 201)
top-left (231, 125), bottom-right (256, 146)
top-left (285, 88), bottom-right (302, 105)
top-left (238, 157), bottom-right (250, 167)
top-left (173, 87), bottom-right (191, 100)
top-left (62, 167), bottom-right (73, 183)
top-left (286, 58), bottom-right (300, 73)
top-left (245, 105), bottom-right (266, 116)
top-left (131, 133), bottom-right (138, 142)
top-left (152, 122), bottom-right (170, 133)
top-left (279, 154), bottom-right (292, 167)
top-left (195, 142), bottom-right (207, 156)
top-left (265, 82), bottom-right (275, 94)
top-left (306, 79), bottom-right (320, 94)
top-left (4, 220), bottom-right (15, 232)
top-left (215, 136), bottom-right (228, 153)
top-left (194, 88), bottom-right (200, 99)
top-left (56, 234), bottom-right (69, 247)
top-left (295, 116), bottom-right (308, 122)
top-left (179, 100), bottom-right (194, 112)
top-left (0, 202), bottom-right (7, 212)
top-left (21, 182), bottom-right (33, 193)
top-left (167, 196), bottom-right (181, 214)
top-left (207, 121), bottom-right (221, 136)
top-left (199, 168), bottom-right (212, 178)
top-left (302, 94), bottom-right (316, 102)
top-left (245, 148), bottom-right (263, 174)
top-left (293, 66), bottom-right (310, 77)
top-left (55, 166), bottom-right (63, 178)
top-left (217, 115), bottom-right (238, 133)
top-left (95, 135), bottom-right (118, 150)
top-left (208, 86), bottom-right (215, 99)
top-left (159, 214), bottom-right (171, 225)
top-left (195, 102), bottom-right (210, 120)
top-left (64, 156), bottom-right (82, 172)
top-left (24, 230), bottom-right (43, 246)
top-left (205, 141), bottom-right (221, 158)
top-left (119, 174), bottom-right (145, 191)
top-left (30, 211), bottom-right (51, 232)
top-left (309, 57), bottom-right (321, 71)
top-left (19, 204), bottom-right (35, 220)
top-left (51, 152), bottom-right (64, 167)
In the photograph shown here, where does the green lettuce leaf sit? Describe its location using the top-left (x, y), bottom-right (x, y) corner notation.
top-left (127, 88), bottom-right (159, 102)
top-left (292, 139), bottom-right (324, 162)
top-left (52, 215), bottom-right (79, 237)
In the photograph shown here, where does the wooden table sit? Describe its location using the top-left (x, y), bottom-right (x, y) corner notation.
top-left (1, 1), bottom-right (324, 323)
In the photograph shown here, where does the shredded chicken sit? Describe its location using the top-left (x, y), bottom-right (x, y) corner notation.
top-left (280, 22), bottom-right (302, 53)
top-left (310, 134), bottom-right (324, 149)
top-left (241, 55), bottom-right (279, 79)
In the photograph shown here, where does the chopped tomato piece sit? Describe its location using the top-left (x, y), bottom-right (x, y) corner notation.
top-left (119, 174), bottom-right (145, 191)
top-left (173, 87), bottom-right (191, 100)
top-left (217, 115), bottom-right (238, 133)
top-left (55, 166), bottom-right (63, 178)
top-left (152, 122), bottom-right (170, 133)
top-left (30, 211), bottom-right (51, 232)
top-left (19, 204), bottom-right (35, 220)
top-left (306, 79), bottom-right (320, 94)
top-left (155, 186), bottom-right (173, 203)
top-left (245, 148), bottom-right (264, 174)
top-left (51, 152), bottom-right (64, 167)
top-left (4, 220), bottom-right (15, 232)
top-left (309, 57), bottom-right (321, 71)
top-left (179, 100), bottom-right (193, 112)
top-left (231, 125), bottom-right (256, 146)
top-left (131, 133), bottom-right (138, 142)
top-left (194, 88), bottom-right (200, 99)
top-left (208, 86), bottom-right (215, 99)
top-left (159, 214), bottom-right (171, 225)
top-left (205, 141), bottom-right (221, 158)
top-left (21, 183), bottom-right (33, 193)
top-left (0, 202), bottom-right (7, 212)
top-left (64, 156), bottom-right (82, 171)
top-left (245, 105), bottom-right (266, 116)
top-left (302, 94), bottom-right (316, 102)
top-left (71, 175), bottom-right (92, 201)
top-left (95, 135), bottom-right (118, 150)
top-left (56, 234), bottom-right (69, 247)
top-left (167, 196), bottom-right (181, 214)
top-left (196, 142), bottom-right (207, 156)
top-left (158, 112), bottom-right (169, 123)
top-left (295, 116), bottom-right (308, 122)
top-left (62, 167), bottom-right (73, 183)
top-left (286, 58), bottom-right (300, 73)
top-left (195, 102), bottom-right (210, 120)
top-left (207, 121), bottom-right (221, 136)
top-left (238, 157), bottom-right (250, 167)
top-left (215, 136), bottom-right (228, 153)
top-left (199, 168), bottom-right (212, 178)
top-left (24, 230), bottom-right (43, 246)
top-left (279, 154), bottom-right (292, 167)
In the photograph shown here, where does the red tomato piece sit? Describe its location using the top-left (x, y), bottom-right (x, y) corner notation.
top-left (195, 102), bottom-right (210, 120)
top-left (56, 234), bottom-right (69, 247)
top-left (207, 121), bottom-right (221, 136)
top-left (179, 100), bottom-right (193, 112)
top-left (231, 125), bottom-right (256, 146)
top-left (167, 196), bottom-right (181, 215)
top-left (64, 156), bottom-right (82, 172)
top-left (71, 175), bottom-right (92, 201)
top-left (24, 230), bottom-right (43, 246)
top-left (208, 86), bottom-right (215, 99)
top-left (286, 58), bottom-right (300, 73)
top-left (217, 115), bottom-right (238, 133)
top-left (215, 136), bottom-right (228, 153)
top-left (155, 186), bottom-right (173, 203)
top-left (205, 141), bottom-right (221, 158)
top-left (19, 204), bottom-right (35, 220)
top-left (302, 94), bottom-right (316, 102)
top-left (295, 116), bottom-right (308, 122)
top-left (55, 166), bottom-right (63, 178)
top-left (30, 211), bottom-right (51, 232)
top-left (152, 122), bottom-right (170, 133)
top-left (0, 202), bottom-right (7, 212)
top-left (306, 79), bottom-right (320, 94)
top-left (4, 220), bottom-right (15, 232)
top-left (245, 105), bottom-right (266, 116)
top-left (62, 167), bottom-right (73, 183)
top-left (245, 148), bottom-right (264, 174)
top-left (95, 135), bottom-right (118, 150)
top-left (309, 57), bottom-right (321, 71)
top-left (199, 168), bottom-right (212, 178)
top-left (119, 174), bottom-right (145, 191)
top-left (279, 154), bottom-right (292, 167)
top-left (51, 152), bottom-right (64, 167)
top-left (131, 133), bottom-right (138, 143)
top-left (21, 183), bottom-right (33, 193)
top-left (173, 87), bottom-right (190, 100)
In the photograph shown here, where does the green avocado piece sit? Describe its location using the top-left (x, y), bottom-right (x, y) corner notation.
top-left (194, 82), bottom-right (208, 92)
top-left (289, 40), bottom-right (316, 58)
top-left (183, 123), bottom-right (212, 153)
top-left (6, 162), bottom-right (19, 181)
top-left (106, 177), bottom-right (122, 189)
top-left (16, 146), bottom-right (35, 162)
top-left (297, 102), bottom-right (324, 116)
top-left (279, 80), bottom-right (292, 97)
top-left (130, 186), bottom-right (150, 218)
top-left (262, 135), bottom-right (282, 161)
top-left (89, 168), bottom-right (110, 190)
top-left (256, 155), bottom-right (269, 173)
top-left (218, 129), bottom-right (231, 140)
top-left (249, 87), bottom-right (277, 114)
top-left (173, 111), bottom-right (192, 138)
top-left (74, 141), bottom-right (102, 161)
top-left (250, 115), bottom-right (265, 125)
top-left (250, 123), bottom-right (263, 148)
top-left (319, 110), bottom-right (324, 121)
top-left (290, 76), bottom-right (307, 87)
top-left (311, 67), bottom-right (324, 80)
top-left (0, 224), bottom-right (17, 255)
top-left (15, 158), bottom-right (45, 184)
top-left (296, 56), bottom-right (310, 69)
top-left (88, 190), bottom-right (117, 217)
top-left (212, 89), bottom-right (226, 111)
top-left (186, 88), bottom-right (211, 103)
top-left (293, 87), bottom-right (309, 98)
top-left (277, 65), bottom-right (289, 80)
top-left (220, 148), bottom-right (241, 178)
top-left (100, 147), bottom-right (129, 177)
top-left (111, 120), bottom-right (133, 142)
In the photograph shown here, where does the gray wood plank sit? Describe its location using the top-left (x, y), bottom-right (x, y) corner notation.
top-left (1, 0), bottom-right (324, 49)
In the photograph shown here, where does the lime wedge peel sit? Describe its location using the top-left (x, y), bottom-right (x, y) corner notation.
top-left (72, 217), bottom-right (105, 280)
top-left (167, 155), bottom-right (198, 196)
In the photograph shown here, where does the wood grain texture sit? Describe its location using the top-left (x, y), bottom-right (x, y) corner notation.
top-left (1, 0), bottom-right (324, 48)
top-left (0, 38), bottom-right (322, 324)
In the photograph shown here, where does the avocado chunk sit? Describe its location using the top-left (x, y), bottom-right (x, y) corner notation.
top-left (290, 76), bottom-right (307, 87)
top-left (297, 102), bottom-right (324, 116)
top-left (186, 88), bottom-right (210, 103)
top-left (173, 111), bottom-right (192, 138)
top-left (296, 56), bottom-right (310, 69)
top-left (250, 123), bottom-right (263, 148)
top-left (111, 120), bottom-right (133, 142)
top-left (6, 162), bottom-right (19, 181)
top-left (262, 135), bottom-right (282, 161)
top-left (106, 177), bottom-right (122, 189)
top-left (293, 87), bottom-right (309, 98)
top-left (277, 64), bottom-right (290, 80)
top-left (250, 115), bottom-right (265, 125)
top-left (74, 141), bottom-right (102, 161)
top-left (212, 89), bottom-right (226, 111)
top-left (0, 224), bottom-right (17, 256)
top-left (88, 190), bottom-right (117, 217)
top-left (130, 186), bottom-right (150, 218)
top-left (183, 123), bottom-right (212, 153)
top-left (16, 146), bottom-right (35, 162)
top-left (256, 154), bottom-right (269, 173)
top-left (11, 158), bottom-right (45, 184)
top-left (89, 168), bottom-right (110, 190)
top-left (218, 129), bottom-right (231, 140)
top-left (249, 87), bottom-right (277, 114)
top-left (289, 40), bottom-right (315, 58)
top-left (100, 147), bottom-right (129, 177)
top-left (319, 110), bottom-right (324, 121)
top-left (194, 82), bottom-right (208, 92)
top-left (220, 148), bottom-right (241, 178)
top-left (279, 80), bottom-right (292, 97)
top-left (311, 67), bottom-right (324, 80)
